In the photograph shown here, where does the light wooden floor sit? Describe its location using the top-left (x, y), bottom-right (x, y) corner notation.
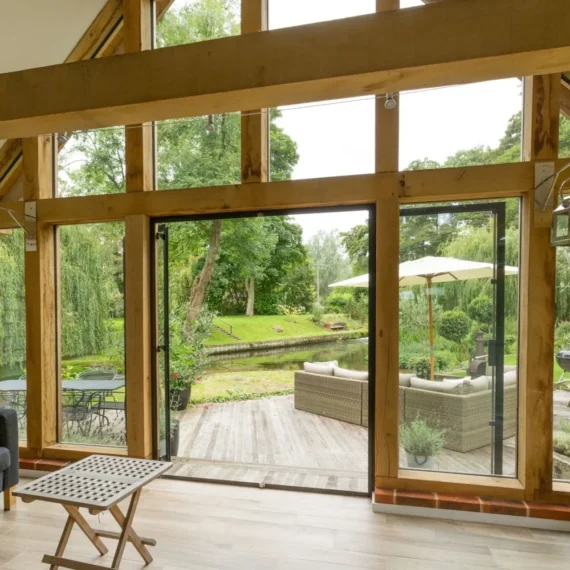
top-left (3, 477), bottom-right (570, 569)
top-left (170, 396), bottom-right (515, 492)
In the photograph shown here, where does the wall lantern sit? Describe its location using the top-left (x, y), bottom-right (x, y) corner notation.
top-left (550, 163), bottom-right (570, 247)
top-left (552, 192), bottom-right (570, 247)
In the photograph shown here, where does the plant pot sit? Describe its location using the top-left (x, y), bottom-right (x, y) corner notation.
top-left (170, 386), bottom-right (191, 411)
top-left (170, 420), bottom-right (180, 457)
top-left (406, 452), bottom-right (435, 470)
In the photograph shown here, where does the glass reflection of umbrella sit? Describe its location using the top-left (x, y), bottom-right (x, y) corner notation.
top-left (330, 256), bottom-right (518, 380)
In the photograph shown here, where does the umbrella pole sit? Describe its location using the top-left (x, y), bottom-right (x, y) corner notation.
top-left (427, 276), bottom-right (435, 380)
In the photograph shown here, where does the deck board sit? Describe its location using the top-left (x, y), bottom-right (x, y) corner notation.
top-left (172, 395), bottom-right (516, 492)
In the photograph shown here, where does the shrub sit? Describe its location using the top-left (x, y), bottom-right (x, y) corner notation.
top-left (467, 295), bottom-right (493, 325)
top-left (400, 418), bottom-right (444, 458)
top-left (325, 291), bottom-right (353, 313)
top-left (310, 303), bottom-right (324, 325)
top-left (439, 310), bottom-right (471, 344)
top-left (346, 296), bottom-right (368, 323)
top-left (411, 357), bottom-right (431, 379)
top-left (399, 352), bottom-right (413, 370)
top-left (555, 321), bottom-right (570, 352)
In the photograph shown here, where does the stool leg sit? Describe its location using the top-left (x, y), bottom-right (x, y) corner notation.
top-left (49, 514), bottom-right (75, 570)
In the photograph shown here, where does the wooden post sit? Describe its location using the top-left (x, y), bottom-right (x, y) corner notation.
top-left (374, 0), bottom-right (400, 483)
top-left (124, 0), bottom-right (154, 458)
top-left (241, 0), bottom-right (268, 184)
top-left (23, 135), bottom-right (57, 453)
top-left (520, 74), bottom-right (561, 499)
top-left (124, 0), bottom-right (153, 193)
top-left (125, 215), bottom-right (153, 458)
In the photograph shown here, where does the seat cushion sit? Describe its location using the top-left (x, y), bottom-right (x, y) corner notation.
top-left (333, 366), bottom-right (368, 381)
top-left (0, 447), bottom-right (10, 472)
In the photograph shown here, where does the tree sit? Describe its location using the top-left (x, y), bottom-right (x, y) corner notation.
top-left (340, 224), bottom-right (369, 274)
top-left (306, 230), bottom-right (351, 302)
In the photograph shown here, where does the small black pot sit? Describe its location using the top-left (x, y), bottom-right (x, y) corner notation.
top-left (170, 420), bottom-right (180, 457)
top-left (170, 386), bottom-right (191, 411)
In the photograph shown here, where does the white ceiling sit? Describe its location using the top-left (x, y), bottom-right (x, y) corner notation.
top-left (0, 0), bottom-right (108, 75)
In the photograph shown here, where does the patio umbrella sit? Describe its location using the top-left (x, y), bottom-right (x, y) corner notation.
top-left (330, 256), bottom-right (518, 380)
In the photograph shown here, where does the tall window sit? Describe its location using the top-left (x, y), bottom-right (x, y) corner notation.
top-left (398, 200), bottom-right (520, 477)
top-left (155, 0), bottom-right (241, 190)
top-left (400, 79), bottom-right (523, 171)
top-left (0, 230), bottom-right (26, 442)
top-left (268, 0), bottom-right (375, 182)
top-left (58, 223), bottom-right (126, 447)
top-left (57, 129), bottom-right (126, 197)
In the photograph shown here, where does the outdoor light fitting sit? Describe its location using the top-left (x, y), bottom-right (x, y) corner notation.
top-left (551, 179), bottom-right (570, 247)
top-left (384, 93), bottom-right (397, 110)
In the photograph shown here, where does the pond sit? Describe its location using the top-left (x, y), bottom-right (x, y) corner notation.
top-left (206, 339), bottom-right (369, 373)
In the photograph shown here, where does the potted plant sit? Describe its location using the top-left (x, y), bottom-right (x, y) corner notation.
top-left (400, 418), bottom-right (444, 470)
top-left (169, 309), bottom-right (212, 411)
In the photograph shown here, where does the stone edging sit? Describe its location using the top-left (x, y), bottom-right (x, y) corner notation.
top-left (206, 330), bottom-right (367, 355)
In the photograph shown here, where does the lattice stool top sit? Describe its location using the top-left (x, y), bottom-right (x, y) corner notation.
top-left (14, 455), bottom-right (171, 510)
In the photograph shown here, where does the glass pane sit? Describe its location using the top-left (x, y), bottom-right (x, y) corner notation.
top-left (398, 201), bottom-right (520, 477)
top-left (59, 222), bottom-right (126, 447)
top-left (0, 229), bottom-right (26, 442)
top-left (400, 79), bottom-right (523, 171)
top-left (161, 209), bottom-right (371, 493)
top-left (156, 0), bottom-right (240, 49)
top-left (268, 0), bottom-right (375, 182)
top-left (157, 114), bottom-right (241, 190)
top-left (58, 129), bottom-right (126, 197)
top-left (561, 113), bottom-right (570, 159)
top-left (554, 247), bottom-right (570, 481)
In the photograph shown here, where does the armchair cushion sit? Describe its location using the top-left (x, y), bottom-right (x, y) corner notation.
top-left (0, 448), bottom-right (10, 472)
top-left (0, 408), bottom-right (19, 491)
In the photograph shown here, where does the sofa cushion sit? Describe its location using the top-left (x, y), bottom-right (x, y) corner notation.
top-left (461, 376), bottom-right (491, 394)
top-left (399, 373), bottom-right (413, 387)
top-left (303, 362), bottom-right (335, 375)
top-left (411, 376), bottom-right (464, 394)
top-left (504, 370), bottom-right (517, 385)
top-left (333, 366), bottom-right (368, 381)
top-left (0, 447), bottom-right (10, 472)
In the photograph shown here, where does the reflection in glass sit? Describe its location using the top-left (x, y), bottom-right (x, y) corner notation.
top-left (0, 230), bottom-right (26, 441)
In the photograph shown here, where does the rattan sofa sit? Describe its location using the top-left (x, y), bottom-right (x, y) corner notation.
top-left (294, 371), bottom-right (369, 427)
top-left (294, 369), bottom-right (517, 453)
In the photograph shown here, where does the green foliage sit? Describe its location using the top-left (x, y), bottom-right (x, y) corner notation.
top-left (410, 353), bottom-right (450, 379)
top-left (310, 303), bottom-right (325, 325)
top-left (169, 308), bottom-right (213, 390)
top-left (346, 296), bottom-right (369, 324)
top-left (340, 224), bottom-right (369, 274)
top-left (400, 418), bottom-right (444, 458)
top-left (191, 389), bottom-right (294, 406)
top-left (555, 321), bottom-right (570, 353)
top-left (326, 291), bottom-right (353, 313)
top-left (60, 224), bottom-right (123, 359)
top-left (0, 231), bottom-right (25, 371)
top-left (307, 230), bottom-right (351, 300)
top-left (468, 295), bottom-right (493, 326)
top-left (439, 310), bottom-right (471, 344)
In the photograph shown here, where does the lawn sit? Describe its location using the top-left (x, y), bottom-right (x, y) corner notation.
top-left (207, 314), bottom-right (365, 345)
top-left (191, 370), bottom-right (294, 402)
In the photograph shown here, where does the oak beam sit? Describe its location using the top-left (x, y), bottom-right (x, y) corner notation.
top-left (1, 0), bottom-right (570, 139)
top-left (124, 0), bottom-right (154, 192)
top-left (241, 0), bottom-right (268, 184)
top-left (23, 136), bottom-right (57, 452)
top-left (519, 75), bottom-right (561, 500)
top-left (125, 215), bottom-right (153, 458)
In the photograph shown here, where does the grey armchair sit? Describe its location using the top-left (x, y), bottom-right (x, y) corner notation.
top-left (0, 408), bottom-right (19, 511)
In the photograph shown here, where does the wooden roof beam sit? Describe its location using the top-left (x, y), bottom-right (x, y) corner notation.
top-left (0, 0), bottom-right (569, 139)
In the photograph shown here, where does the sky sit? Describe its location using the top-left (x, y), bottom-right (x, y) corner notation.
top-left (263, 0), bottom-right (523, 241)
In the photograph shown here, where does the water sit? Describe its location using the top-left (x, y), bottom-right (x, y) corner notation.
top-left (207, 339), bottom-right (369, 373)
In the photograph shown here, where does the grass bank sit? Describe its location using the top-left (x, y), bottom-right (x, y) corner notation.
top-left (208, 314), bottom-right (365, 345)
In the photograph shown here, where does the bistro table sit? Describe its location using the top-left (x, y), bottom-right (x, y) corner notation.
top-left (14, 455), bottom-right (171, 570)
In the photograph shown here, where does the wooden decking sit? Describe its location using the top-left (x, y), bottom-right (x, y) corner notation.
top-left (170, 395), bottom-right (516, 491)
